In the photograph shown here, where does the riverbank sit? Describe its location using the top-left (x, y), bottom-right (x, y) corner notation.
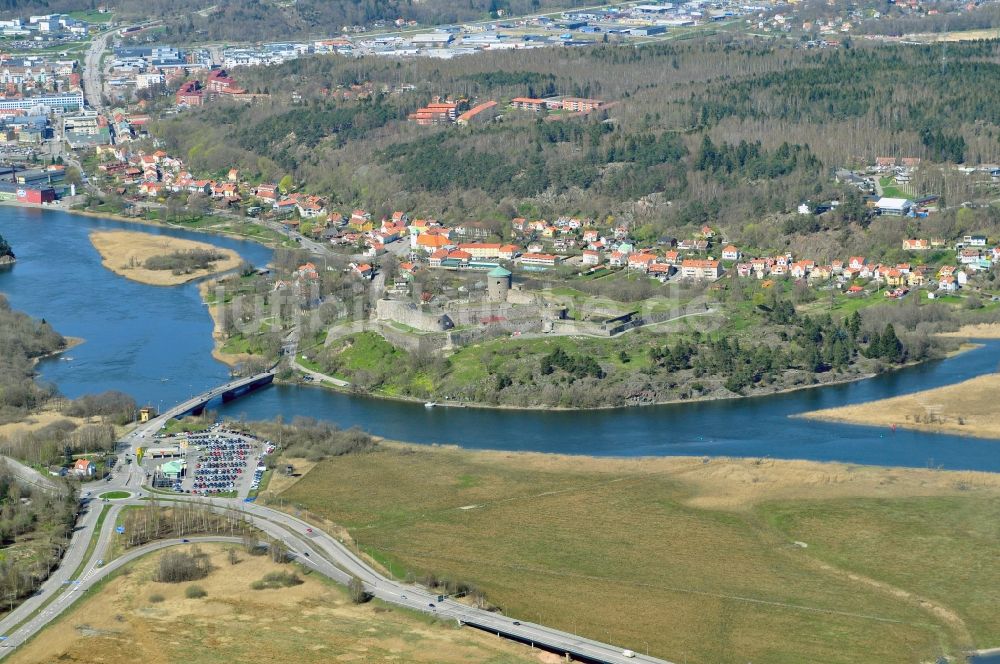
top-left (198, 281), bottom-right (254, 367)
top-left (799, 372), bottom-right (1000, 439)
top-left (292, 355), bottom-right (905, 413)
top-left (90, 230), bottom-right (242, 286)
top-left (31, 335), bottom-right (83, 368)
top-left (274, 442), bottom-right (1000, 664)
top-left (938, 323), bottom-right (1000, 339)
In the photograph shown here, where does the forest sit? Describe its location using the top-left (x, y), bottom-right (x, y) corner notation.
top-left (0, 294), bottom-right (65, 424)
top-left (151, 37), bottom-right (1000, 253)
top-left (0, 464), bottom-right (76, 611)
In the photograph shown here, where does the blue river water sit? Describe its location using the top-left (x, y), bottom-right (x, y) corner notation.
top-left (2, 206), bottom-right (1000, 470)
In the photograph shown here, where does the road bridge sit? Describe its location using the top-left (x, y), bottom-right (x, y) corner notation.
top-left (165, 370), bottom-right (276, 419)
top-left (0, 372), bottom-right (671, 664)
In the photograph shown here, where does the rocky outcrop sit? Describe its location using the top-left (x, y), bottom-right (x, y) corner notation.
top-left (0, 254), bottom-right (15, 268)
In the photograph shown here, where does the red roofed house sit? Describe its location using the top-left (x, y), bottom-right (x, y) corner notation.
top-left (561, 97), bottom-right (603, 113)
top-left (206, 69), bottom-right (246, 97)
top-left (510, 97), bottom-right (546, 112)
top-left (72, 458), bottom-right (95, 477)
top-left (417, 233), bottom-right (451, 251)
top-left (456, 100), bottom-right (498, 125)
top-left (408, 102), bottom-right (458, 125)
top-left (680, 259), bottom-right (722, 280)
top-left (255, 184), bottom-right (278, 203)
top-left (458, 242), bottom-right (503, 259)
top-left (428, 248), bottom-right (449, 267)
top-left (176, 80), bottom-right (203, 106)
top-left (352, 263), bottom-right (373, 279)
top-left (721, 245), bottom-right (740, 261)
top-left (498, 244), bottom-right (519, 260)
top-left (627, 253), bottom-right (658, 271)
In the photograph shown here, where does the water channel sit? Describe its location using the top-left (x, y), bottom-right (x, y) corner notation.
top-left (2, 206), bottom-right (999, 470)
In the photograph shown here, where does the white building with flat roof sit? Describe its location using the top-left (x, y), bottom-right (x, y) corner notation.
top-left (875, 197), bottom-right (913, 216)
top-left (411, 33), bottom-right (454, 44)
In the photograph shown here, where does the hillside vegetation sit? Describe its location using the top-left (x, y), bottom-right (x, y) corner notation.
top-left (153, 39), bottom-right (1000, 251)
top-left (0, 295), bottom-right (65, 424)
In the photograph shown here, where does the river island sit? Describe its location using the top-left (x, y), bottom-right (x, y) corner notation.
top-left (90, 230), bottom-right (242, 287)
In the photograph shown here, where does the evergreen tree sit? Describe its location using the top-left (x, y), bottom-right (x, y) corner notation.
top-left (880, 323), bottom-right (903, 363)
top-left (847, 311), bottom-right (862, 339)
top-left (865, 330), bottom-right (882, 359)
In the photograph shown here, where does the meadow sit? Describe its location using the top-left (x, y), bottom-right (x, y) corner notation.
top-left (277, 444), bottom-right (1000, 663)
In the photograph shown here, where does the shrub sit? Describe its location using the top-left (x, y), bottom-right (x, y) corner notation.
top-left (250, 570), bottom-right (304, 590)
top-left (348, 576), bottom-right (369, 604)
top-left (148, 593), bottom-right (165, 603)
top-left (185, 585), bottom-right (207, 599)
top-left (145, 248), bottom-right (226, 273)
top-left (155, 548), bottom-right (211, 583)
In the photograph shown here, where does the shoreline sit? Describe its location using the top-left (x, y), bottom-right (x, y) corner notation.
top-left (89, 229), bottom-right (243, 287)
top-left (2, 199), bottom-right (287, 252)
top-left (32, 336), bottom-right (84, 369)
top-left (798, 370), bottom-right (1000, 441)
top-left (9, 202), bottom-right (994, 418)
top-left (290, 345), bottom-right (978, 413)
top-left (290, 363), bottom-right (888, 413)
top-left (198, 281), bottom-right (255, 368)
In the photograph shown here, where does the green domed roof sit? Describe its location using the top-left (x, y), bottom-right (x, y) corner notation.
top-left (487, 266), bottom-right (512, 278)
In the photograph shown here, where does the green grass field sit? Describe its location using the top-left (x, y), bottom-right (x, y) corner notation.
top-left (160, 415), bottom-right (213, 435)
top-left (68, 10), bottom-right (113, 22)
top-left (277, 445), bottom-right (1000, 664)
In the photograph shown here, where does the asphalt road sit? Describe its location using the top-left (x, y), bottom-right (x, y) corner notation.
top-left (0, 380), bottom-right (671, 664)
top-left (83, 29), bottom-right (115, 111)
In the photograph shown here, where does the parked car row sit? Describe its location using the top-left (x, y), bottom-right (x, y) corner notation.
top-left (188, 431), bottom-right (256, 495)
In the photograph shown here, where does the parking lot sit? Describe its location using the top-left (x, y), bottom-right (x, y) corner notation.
top-left (144, 424), bottom-right (274, 499)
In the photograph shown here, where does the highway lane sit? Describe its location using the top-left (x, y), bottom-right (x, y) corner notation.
top-left (0, 484), bottom-right (670, 663)
top-left (0, 496), bottom-right (113, 643)
top-left (0, 374), bottom-right (671, 664)
top-left (82, 29), bottom-right (116, 111)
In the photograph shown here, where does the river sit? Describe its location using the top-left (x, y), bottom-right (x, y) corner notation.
top-left (2, 206), bottom-right (1000, 471)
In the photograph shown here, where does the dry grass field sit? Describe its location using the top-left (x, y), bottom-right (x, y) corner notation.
top-left (938, 323), bottom-right (1000, 339)
top-left (276, 444), bottom-right (1000, 664)
top-left (801, 372), bottom-right (1000, 438)
top-left (906, 28), bottom-right (1000, 42)
top-left (90, 230), bottom-right (242, 287)
top-left (9, 544), bottom-right (543, 664)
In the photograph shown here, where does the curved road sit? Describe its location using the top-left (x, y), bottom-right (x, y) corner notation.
top-left (0, 385), bottom-right (671, 664)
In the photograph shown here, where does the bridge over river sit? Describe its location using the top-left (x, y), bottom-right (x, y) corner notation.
top-left (163, 370), bottom-right (276, 419)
